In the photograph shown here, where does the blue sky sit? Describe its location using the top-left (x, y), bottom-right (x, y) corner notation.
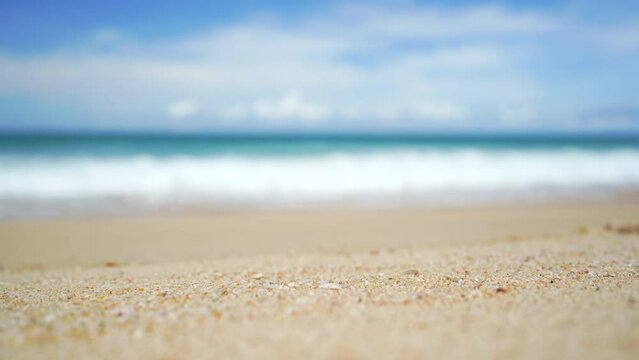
top-left (0, 0), bottom-right (638, 132)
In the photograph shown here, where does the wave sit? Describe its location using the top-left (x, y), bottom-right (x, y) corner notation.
top-left (1, 148), bottom-right (639, 216)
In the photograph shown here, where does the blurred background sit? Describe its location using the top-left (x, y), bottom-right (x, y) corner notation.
top-left (1, 0), bottom-right (638, 218)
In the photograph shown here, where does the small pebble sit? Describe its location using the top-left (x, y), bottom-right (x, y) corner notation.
top-left (319, 281), bottom-right (341, 290)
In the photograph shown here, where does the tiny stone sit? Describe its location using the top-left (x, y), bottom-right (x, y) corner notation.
top-left (319, 281), bottom-right (341, 290)
top-left (211, 310), bottom-right (222, 319)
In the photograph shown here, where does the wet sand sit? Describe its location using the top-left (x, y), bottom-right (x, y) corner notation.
top-left (1, 201), bottom-right (639, 359)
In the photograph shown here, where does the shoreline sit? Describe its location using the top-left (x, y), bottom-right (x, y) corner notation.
top-left (2, 198), bottom-right (639, 270)
top-left (2, 186), bottom-right (639, 221)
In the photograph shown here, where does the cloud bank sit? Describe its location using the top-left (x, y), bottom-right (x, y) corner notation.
top-left (0, 2), bottom-right (638, 131)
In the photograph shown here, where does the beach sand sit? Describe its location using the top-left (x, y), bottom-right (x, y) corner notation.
top-left (1, 200), bottom-right (639, 359)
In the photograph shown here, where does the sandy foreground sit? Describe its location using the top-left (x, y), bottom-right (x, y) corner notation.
top-left (1, 201), bottom-right (639, 359)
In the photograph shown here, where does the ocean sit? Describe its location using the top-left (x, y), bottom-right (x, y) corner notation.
top-left (1, 133), bottom-right (638, 218)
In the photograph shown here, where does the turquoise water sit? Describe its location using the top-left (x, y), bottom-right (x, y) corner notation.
top-left (2, 133), bottom-right (639, 157)
top-left (1, 133), bottom-right (638, 217)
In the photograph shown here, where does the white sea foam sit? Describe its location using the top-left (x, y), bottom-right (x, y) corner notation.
top-left (1, 148), bottom-right (638, 216)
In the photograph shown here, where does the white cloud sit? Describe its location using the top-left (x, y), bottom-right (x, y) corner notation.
top-left (224, 91), bottom-right (330, 122)
top-left (167, 100), bottom-right (199, 119)
top-left (333, 4), bottom-right (557, 40)
top-left (254, 91), bottom-right (328, 121)
top-left (0, 3), bottom-right (595, 129)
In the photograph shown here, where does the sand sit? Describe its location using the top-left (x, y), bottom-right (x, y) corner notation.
top-left (1, 200), bottom-right (639, 359)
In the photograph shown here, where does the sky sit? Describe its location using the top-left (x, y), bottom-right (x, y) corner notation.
top-left (0, 0), bottom-right (638, 133)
